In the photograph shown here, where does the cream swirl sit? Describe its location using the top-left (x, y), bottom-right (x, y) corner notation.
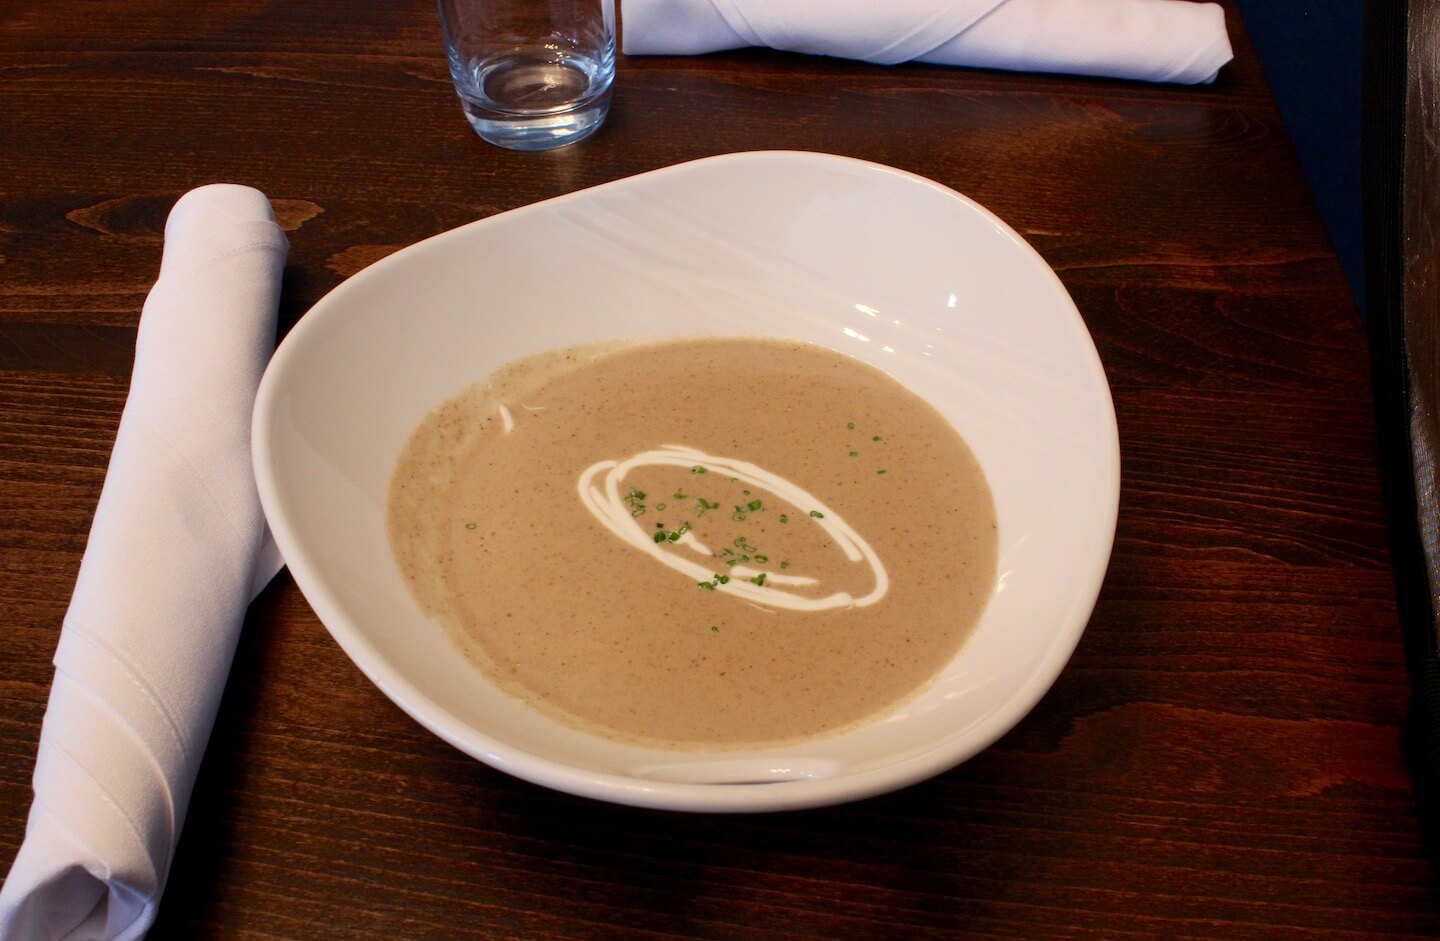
top-left (577, 444), bottom-right (888, 612)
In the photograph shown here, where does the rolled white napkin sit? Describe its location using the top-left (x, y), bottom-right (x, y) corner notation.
top-left (623, 0), bottom-right (1234, 84)
top-left (0, 185), bottom-right (289, 940)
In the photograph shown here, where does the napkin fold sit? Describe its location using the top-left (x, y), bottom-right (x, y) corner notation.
top-left (0, 185), bottom-right (288, 940)
top-left (622, 0), bottom-right (1234, 84)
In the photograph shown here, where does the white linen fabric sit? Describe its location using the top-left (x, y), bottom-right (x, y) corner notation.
top-left (0, 185), bottom-right (289, 940)
top-left (622, 0), bottom-right (1234, 84)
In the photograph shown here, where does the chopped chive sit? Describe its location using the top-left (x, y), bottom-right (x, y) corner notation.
top-left (846, 422), bottom-right (855, 429)
top-left (750, 573), bottom-right (767, 586)
top-left (716, 574), bottom-right (730, 585)
top-left (746, 499), bottom-right (762, 511)
top-left (625, 487), bottom-right (647, 516)
top-left (877, 469), bottom-right (887, 475)
top-left (698, 581), bottom-right (715, 591)
top-left (464, 522), bottom-right (477, 530)
top-left (810, 510), bottom-right (825, 518)
top-left (780, 561), bottom-right (790, 569)
top-left (655, 502), bottom-right (667, 511)
top-left (711, 625), bottom-right (719, 633)
top-left (653, 532), bottom-right (668, 544)
top-left (872, 435), bottom-right (882, 442)
top-left (673, 490), bottom-right (687, 499)
top-left (755, 554), bottom-right (769, 563)
top-left (691, 465), bottom-right (708, 474)
top-left (779, 513), bottom-right (789, 524)
top-left (848, 451), bottom-right (859, 457)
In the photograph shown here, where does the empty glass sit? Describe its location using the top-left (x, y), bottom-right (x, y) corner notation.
top-left (437, 0), bottom-right (615, 151)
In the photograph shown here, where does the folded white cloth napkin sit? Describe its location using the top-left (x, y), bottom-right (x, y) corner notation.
top-left (623, 0), bottom-right (1234, 84)
top-left (0, 185), bottom-right (288, 940)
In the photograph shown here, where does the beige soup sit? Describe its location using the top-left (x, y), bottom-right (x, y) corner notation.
top-left (388, 338), bottom-right (997, 749)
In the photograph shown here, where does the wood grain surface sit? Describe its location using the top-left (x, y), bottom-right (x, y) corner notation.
top-left (3, 1), bottom-right (1436, 937)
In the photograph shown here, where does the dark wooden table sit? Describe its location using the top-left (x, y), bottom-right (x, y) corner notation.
top-left (5, 1), bottom-right (1437, 937)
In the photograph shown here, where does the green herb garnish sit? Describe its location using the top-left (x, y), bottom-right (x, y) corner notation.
top-left (625, 487), bottom-right (647, 517)
top-left (698, 571), bottom-right (731, 591)
top-left (809, 510), bottom-right (825, 519)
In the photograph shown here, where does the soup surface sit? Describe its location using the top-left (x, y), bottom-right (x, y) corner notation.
top-left (389, 338), bottom-right (997, 748)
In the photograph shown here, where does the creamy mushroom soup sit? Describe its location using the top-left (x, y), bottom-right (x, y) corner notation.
top-left (388, 338), bottom-right (997, 749)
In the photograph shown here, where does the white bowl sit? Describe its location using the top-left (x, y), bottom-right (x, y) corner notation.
top-left (252, 151), bottom-right (1119, 812)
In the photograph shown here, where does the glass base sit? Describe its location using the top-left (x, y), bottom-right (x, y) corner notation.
top-left (452, 47), bottom-right (613, 152)
top-left (462, 99), bottom-right (609, 152)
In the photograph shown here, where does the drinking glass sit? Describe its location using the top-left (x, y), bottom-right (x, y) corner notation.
top-left (437, 0), bottom-right (615, 151)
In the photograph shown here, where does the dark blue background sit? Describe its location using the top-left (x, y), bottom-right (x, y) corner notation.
top-left (1236, 0), bottom-right (1363, 314)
